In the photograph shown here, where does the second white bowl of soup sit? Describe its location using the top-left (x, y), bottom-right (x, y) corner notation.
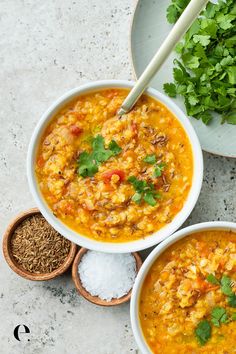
top-left (131, 221), bottom-right (236, 353)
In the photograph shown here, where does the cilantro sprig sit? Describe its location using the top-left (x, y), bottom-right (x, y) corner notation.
top-left (195, 274), bottom-right (236, 346)
top-left (195, 305), bottom-right (236, 346)
top-left (206, 273), bottom-right (236, 307)
top-left (195, 320), bottom-right (211, 346)
top-left (77, 135), bottom-right (122, 178)
top-left (220, 275), bottom-right (236, 308)
top-left (143, 155), bottom-right (166, 178)
top-left (206, 273), bottom-right (220, 285)
top-left (128, 176), bottom-right (160, 206)
top-left (153, 163), bottom-right (165, 178)
top-left (228, 294), bottom-right (236, 308)
top-left (220, 275), bottom-right (234, 296)
top-left (143, 154), bottom-right (156, 164)
top-left (211, 307), bottom-right (229, 327)
top-left (164, 0), bottom-right (236, 125)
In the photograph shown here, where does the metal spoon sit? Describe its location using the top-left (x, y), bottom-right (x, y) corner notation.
top-left (118, 0), bottom-right (209, 116)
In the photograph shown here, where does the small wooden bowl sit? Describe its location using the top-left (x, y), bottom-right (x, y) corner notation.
top-left (2, 208), bottom-right (77, 281)
top-left (72, 247), bottom-right (143, 306)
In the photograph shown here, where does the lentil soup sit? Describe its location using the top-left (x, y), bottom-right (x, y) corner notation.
top-left (36, 89), bottom-right (193, 243)
top-left (139, 230), bottom-right (236, 353)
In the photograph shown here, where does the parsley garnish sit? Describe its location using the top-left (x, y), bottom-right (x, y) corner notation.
top-left (219, 275), bottom-right (236, 308)
top-left (211, 307), bottom-right (229, 327)
top-left (220, 275), bottom-right (234, 296)
top-left (195, 320), bottom-right (211, 346)
top-left (228, 294), bottom-right (236, 308)
top-left (91, 135), bottom-right (113, 163)
top-left (232, 313), bottom-right (236, 321)
top-left (128, 176), bottom-right (161, 206)
top-left (207, 274), bottom-right (236, 308)
top-left (153, 163), bottom-right (165, 178)
top-left (143, 154), bottom-right (156, 164)
top-left (206, 273), bottom-right (220, 285)
top-left (77, 135), bottom-right (122, 178)
top-left (165, 0), bottom-right (236, 125)
top-left (196, 274), bottom-right (236, 345)
top-left (78, 151), bottom-right (98, 177)
top-left (108, 140), bottom-right (122, 156)
top-left (143, 156), bottom-right (166, 178)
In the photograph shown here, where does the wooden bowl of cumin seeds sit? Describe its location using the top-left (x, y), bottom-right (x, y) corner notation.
top-left (2, 208), bottom-right (77, 281)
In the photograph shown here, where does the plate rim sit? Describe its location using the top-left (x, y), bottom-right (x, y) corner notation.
top-left (129, 0), bottom-right (236, 159)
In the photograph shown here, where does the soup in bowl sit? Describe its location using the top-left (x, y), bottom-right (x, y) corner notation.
top-left (27, 80), bottom-right (203, 253)
top-left (130, 222), bottom-right (236, 353)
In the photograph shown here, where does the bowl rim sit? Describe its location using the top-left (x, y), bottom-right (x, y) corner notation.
top-left (130, 221), bottom-right (236, 354)
top-left (72, 247), bottom-right (143, 306)
top-left (2, 208), bottom-right (77, 281)
top-left (27, 79), bottom-right (203, 253)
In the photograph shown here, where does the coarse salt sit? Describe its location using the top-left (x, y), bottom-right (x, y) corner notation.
top-left (78, 251), bottom-right (137, 301)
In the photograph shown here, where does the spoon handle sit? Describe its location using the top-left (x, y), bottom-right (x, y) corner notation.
top-left (118, 0), bottom-right (209, 115)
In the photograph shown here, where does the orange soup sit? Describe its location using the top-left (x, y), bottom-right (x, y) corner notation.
top-left (140, 230), bottom-right (236, 353)
top-left (36, 89), bottom-right (193, 242)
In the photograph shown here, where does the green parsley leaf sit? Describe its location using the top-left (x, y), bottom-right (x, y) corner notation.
top-left (166, 4), bottom-right (179, 24)
top-left (92, 135), bottom-right (113, 163)
top-left (132, 192), bottom-right (142, 204)
top-left (193, 34), bottom-right (211, 47)
top-left (108, 140), bottom-right (122, 156)
top-left (228, 294), bottom-right (236, 308)
top-left (143, 192), bottom-right (157, 207)
top-left (128, 176), bottom-right (147, 193)
top-left (163, 83), bottom-right (177, 97)
top-left (227, 66), bottom-right (236, 85)
top-left (91, 134), bottom-right (104, 150)
top-left (195, 320), bottom-right (211, 346)
top-left (153, 163), bottom-right (165, 178)
top-left (77, 135), bottom-right (122, 178)
top-left (143, 154), bottom-right (157, 164)
top-left (206, 274), bottom-right (220, 285)
top-left (221, 275), bottom-right (234, 296)
top-left (166, 0), bottom-right (191, 24)
top-left (77, 152), bottom-right (98, 178)
top-left (128, 176), bottom-right (160, 206)
top-left (211, 307), bottom-right (229, 327)
top-left (231, 313), bottom-right (236, 321)
top-left (201, 111), bottom-right (213, 125)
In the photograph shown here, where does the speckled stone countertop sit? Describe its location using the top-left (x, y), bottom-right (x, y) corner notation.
top-left (0, 1), bottom-right (235, 353)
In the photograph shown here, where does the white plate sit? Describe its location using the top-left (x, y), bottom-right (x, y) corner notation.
top-left (130, 0), bottom-right (236, 158)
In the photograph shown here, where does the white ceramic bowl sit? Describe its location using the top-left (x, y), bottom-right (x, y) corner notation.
top-left (27, 80), bottom-right (203, 253)
top-left (130, 221), bottom-right (236, 353)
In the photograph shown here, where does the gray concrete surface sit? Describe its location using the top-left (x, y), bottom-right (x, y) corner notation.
top-left (0, 1), bottom-right (235, 353)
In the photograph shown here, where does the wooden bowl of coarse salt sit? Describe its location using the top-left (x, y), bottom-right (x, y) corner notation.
top-left (2, 208), bottom-right (77, 281)
top-left (72, 247), bottom-right (143, 306)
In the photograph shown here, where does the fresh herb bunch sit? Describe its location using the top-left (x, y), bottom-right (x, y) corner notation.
top-left (164, 0), bottom-right (236, 125)
top-left (77, 135), bottom-right (122, 177)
